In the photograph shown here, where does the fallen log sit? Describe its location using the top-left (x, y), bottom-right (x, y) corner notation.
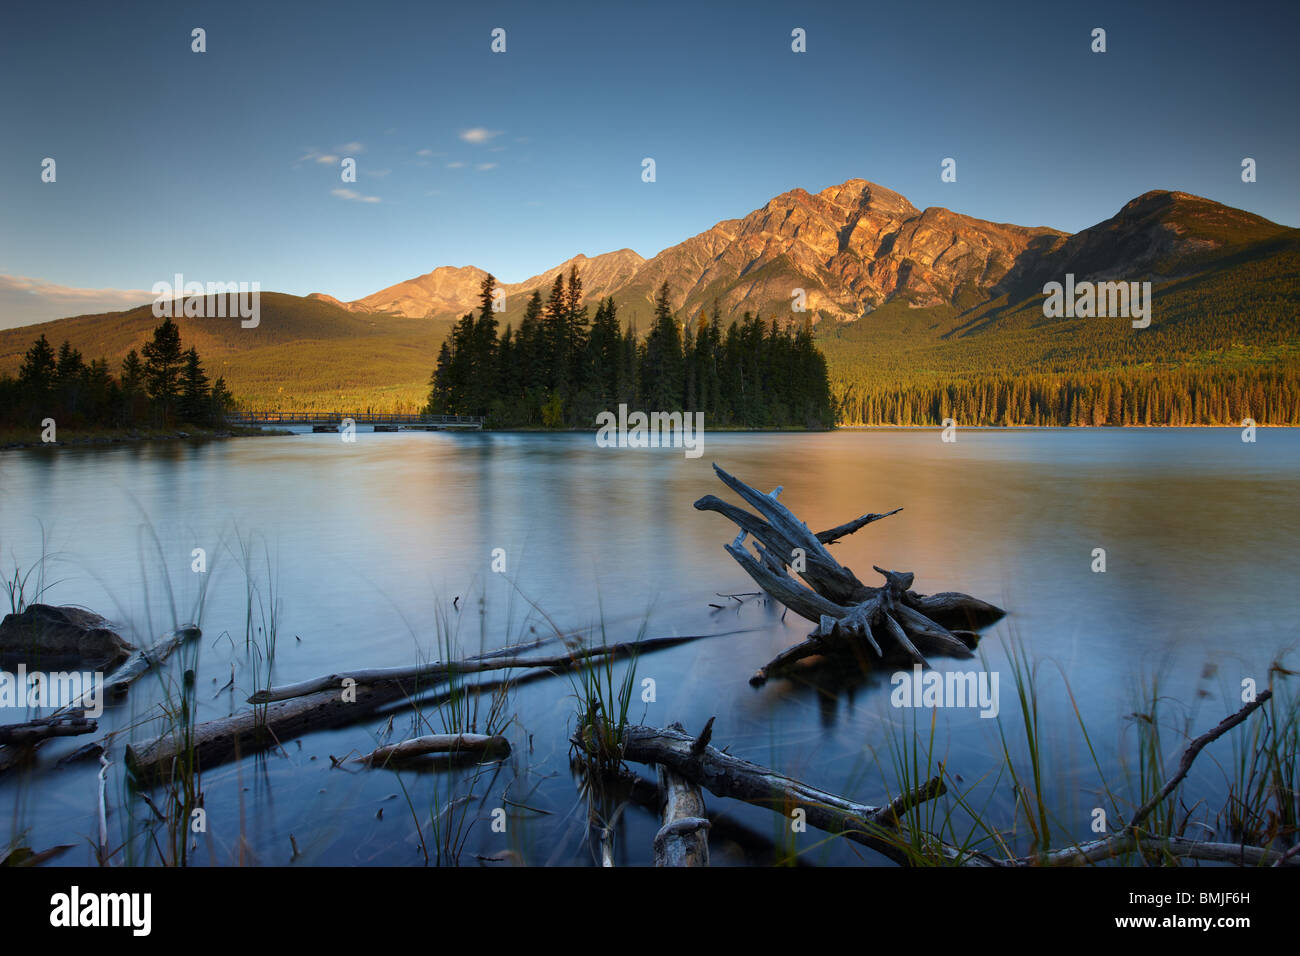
top-left (694, 464), bottom-right (1004, 683)
top-left (608, 766), bottom-right (813, 866)
top-left (353, 733), bottom-right (510, 766)
top-left (249, 631), bottom-right (722, 705)
top-left (101, 625), bottom-right (201, 698)
top-left (127, 629), bottom-right (739, 784)
top-left (653, 721), bottom-right (710, 867)
top-left (0, 713), bottom-right (97, 747)
top-left (127, 682), bottom-right (407, 784)
top-left (625, 698), bottom-right (1300, 868)
top-left (623, 720), bottom-right (974, 867)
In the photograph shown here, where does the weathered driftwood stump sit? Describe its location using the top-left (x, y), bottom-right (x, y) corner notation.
top-left (694, 464), bottom-right (1005, 684)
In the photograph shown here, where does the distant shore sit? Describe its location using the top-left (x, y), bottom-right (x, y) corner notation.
top-left (0, 425), bottom-right (288, 451)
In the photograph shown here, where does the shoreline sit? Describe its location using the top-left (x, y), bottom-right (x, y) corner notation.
top-left (0, 425), bottom-right (289, 451)
top-left (2, 422), bottom-right (1291, 450)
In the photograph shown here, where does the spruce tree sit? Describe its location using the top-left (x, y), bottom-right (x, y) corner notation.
top-left (141, 317), bottom-right (184, 419)
top-left (179, 347), bottom-right (210, 423)
top-left (18, 334), bottom-right (57, 393)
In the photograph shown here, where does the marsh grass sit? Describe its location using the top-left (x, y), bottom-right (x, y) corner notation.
top-left (378, 583), bottom-right (529, 866)
top-left (566, 605), bottom-right (648, 865)
top-left (863, 635), bottom-right (1300, 866)
top-left (3, 528), bottom-right (65, 615)
top-left (118, 521), bottom-right (218, 866)
top-left (568, 609), bottom-right (645, 779)
top-left (1224, 661), bottom-right (1299, 848)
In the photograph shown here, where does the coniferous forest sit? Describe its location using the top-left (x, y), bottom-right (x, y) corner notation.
top-left (834, 367), bottom-right (1300, 427)
top-left (0, 317), bottom-right (235, 433)
top-left (425, 270), bottom-right (837, 428)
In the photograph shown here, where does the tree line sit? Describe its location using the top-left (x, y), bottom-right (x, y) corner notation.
top-left (426, 269), bottom-right (836, 428)
top-left (834, 366), bottom-right (1300, 426)
top-left (0, 318), bottom-right (235, 432)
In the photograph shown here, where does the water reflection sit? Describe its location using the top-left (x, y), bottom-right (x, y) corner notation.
top-left (0, 428), bottom-right (1295, 865)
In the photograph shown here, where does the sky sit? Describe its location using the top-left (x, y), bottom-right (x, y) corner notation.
top-left (1, 0), bottom-right (1297, 328)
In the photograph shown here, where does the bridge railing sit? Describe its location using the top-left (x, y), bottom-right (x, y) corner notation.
top-left (225, 411), bottom-right (485, 426)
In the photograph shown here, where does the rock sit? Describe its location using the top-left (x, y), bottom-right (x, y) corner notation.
top-left (0, 605), bottom-right (135, 671)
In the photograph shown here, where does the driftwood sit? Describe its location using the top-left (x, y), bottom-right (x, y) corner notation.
top-left (101, 625), bottom-right (201, 698)
top-left (623, 720), bottom-right (968, 866)
top-left (248, 632), bottom-right (716, 705)
top-left (607, 766), bottom-right (813, 866)
top-left (35, 625), bottom-right (203, 722)
top-left (353, 733), bottom-right (511, 766)
top-left (127, 630), bottom-right (734, 784)
top-left (693, 464), bottom-right (1004, 683)
top-left (626, 697), bottom-right (1299, 867)
top-left (653, 721), bottom-right (711, 866)
top-left (0, 713), bottom-right (97, 747)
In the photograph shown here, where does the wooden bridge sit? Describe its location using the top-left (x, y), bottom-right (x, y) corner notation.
top-left (226, 411), bottom-right (485, 431)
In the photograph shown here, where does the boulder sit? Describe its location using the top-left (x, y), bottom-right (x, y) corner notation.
top-left (0, 605), bottom-right (135, 671)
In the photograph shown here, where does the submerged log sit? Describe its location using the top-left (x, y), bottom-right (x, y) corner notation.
top-left (354, 733), bottom-right (510, 766)
top-left (694, 464), bottom-right (1005, 683)
top-left (249, 631), bottom-right (717, 705)
top-left (0, 713), bottom-right (97, 747)
top-left (101, 625), bottom-right (201, 698)
top-left (127, 630), bottom-right (738, 784)
top-left (126, 682), bottom-right (407, 784)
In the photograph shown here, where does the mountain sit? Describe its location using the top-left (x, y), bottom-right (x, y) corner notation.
top-left (607, 180), bottom-right (1067, 324)
top-left (308, 181), bottom-right (1071, 324)
top-left (1, 179), bottom-right (1295, 413)
top-left (313, 249), bottom-right (645, 318)
top-left (313, 180), bottom-right (1291, 332)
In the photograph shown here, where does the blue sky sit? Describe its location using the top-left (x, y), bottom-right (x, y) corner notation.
top-left (1, 0), bottom-right (1296, 326)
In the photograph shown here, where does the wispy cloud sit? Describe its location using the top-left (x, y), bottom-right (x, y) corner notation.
top-left (331, 187), bottom-right (381, 203)
top-left (476, 163), bottom-right (498, 171)
top-left (298, 142), bottom-right (364, 166)
top-left (364, 168), bottom-right (392, 178)
top-left (0, 274), bottom-right (154, 330)
top-left (459, 127), bottom-right (501, 144)
top-left (298, 150), bottom-right (339, 165)
top-left (446, 161), bottom-right (465, 169)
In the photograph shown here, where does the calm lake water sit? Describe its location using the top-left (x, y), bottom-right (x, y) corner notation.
top-left (1, 428), bottom-right (1296, 865)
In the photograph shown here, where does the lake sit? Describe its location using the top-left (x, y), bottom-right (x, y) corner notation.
top-left (1, 427), bottom-right (1296, 865)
